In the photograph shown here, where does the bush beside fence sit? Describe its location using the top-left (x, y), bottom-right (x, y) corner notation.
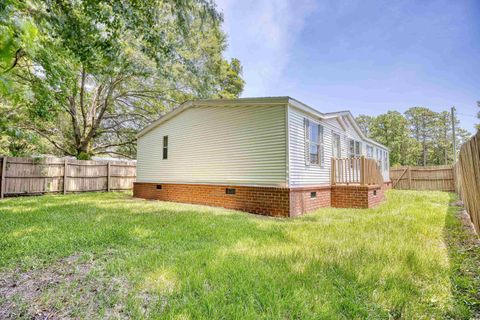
top-left (0, 157), bottom-right (136, 198)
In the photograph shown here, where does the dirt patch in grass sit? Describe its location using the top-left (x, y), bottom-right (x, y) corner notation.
top-left (0, 252), bottom-right (130, 319)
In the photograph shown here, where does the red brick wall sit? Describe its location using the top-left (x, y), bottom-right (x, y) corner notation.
top-left (289, 186), bottom-right (331, 216)
top-left (368, 186), bottom-right (384, 207)
top-left (133, 183), bottom-right (290, 217)
top-left (134, 182), bottom-right (385, 217)
top-left (331, 185), bottom-right (384, 208)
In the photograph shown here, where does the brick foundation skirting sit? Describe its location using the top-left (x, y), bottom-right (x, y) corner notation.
top-left (289, 186), bottom-right (331, 216)
top-left (133, 182), bottom-right (387, 217)
top-left (133, 182), bottom-right (291, 217)
top-left (331, 184), bottom-right (384, 209)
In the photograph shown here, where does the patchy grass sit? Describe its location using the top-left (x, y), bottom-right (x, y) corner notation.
top-left (0, 190), bottom-right (478, 319)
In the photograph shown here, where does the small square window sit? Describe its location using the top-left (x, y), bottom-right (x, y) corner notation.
top-left (310, 191), bottom-right (317, 198)
top-left (373, 190), bottom-right (377, 196)
top-left (226, 188), bottom-right (236, 195)
top-left (156, 185), bottom-right (162, 190)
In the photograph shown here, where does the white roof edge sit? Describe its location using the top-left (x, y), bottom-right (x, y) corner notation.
top-left (136, 96), bottom-right (389, 151)
top-left (286, 98), bottom-right (389, 151)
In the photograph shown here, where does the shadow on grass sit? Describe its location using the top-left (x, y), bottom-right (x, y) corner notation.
top-left (443, 193), bottom-right (480, 319)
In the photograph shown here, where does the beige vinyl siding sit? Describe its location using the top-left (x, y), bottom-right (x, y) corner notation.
top-left (137, 104), bottom-right (287, 186)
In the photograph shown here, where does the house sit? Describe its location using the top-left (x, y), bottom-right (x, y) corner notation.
top-left (133, 97), bottom-right (390, 217)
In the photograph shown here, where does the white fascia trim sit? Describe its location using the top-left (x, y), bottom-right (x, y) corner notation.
top-left (287, 98), bottom-right (389, 151)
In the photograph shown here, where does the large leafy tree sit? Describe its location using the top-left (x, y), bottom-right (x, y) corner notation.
top-left (430, 111), bottom-right (451, 165)
top-left (360, 108), bottom-right (471, 167)
top-left (1, 0), bottom-right (244, 159)
top-left (405, 107), bottom-right (437, 166)
top-left (355, 115), bottom-right (374, 136)
top-left (367, 111), bottom-right (420, 166)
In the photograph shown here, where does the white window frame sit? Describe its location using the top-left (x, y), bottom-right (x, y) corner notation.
top-left (332, 131), bottom-right (341, 158)
top-left (348, 139), bottom-right (362, 158)
top-left (376, 148), bottom-right (383, 169)
top-left (383, 150), bottom-right (388, 171)
top-left (304, 118), bottom-right (325, 167)
top-left (366, 144), bottom-right (374, 158)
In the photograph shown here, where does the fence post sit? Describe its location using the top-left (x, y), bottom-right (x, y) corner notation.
top-left (360, 156), bottom-right (365, 185)
top-left (63, 159), bottom-right (68, 195)
top-left (107, 162), bottom-right (111, 192)
top-left (408, 166), bottom-right (412, 189)
top-left (0, 157), bottom-right (6, 199)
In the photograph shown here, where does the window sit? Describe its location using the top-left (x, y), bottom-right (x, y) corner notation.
top-left (305, 119), bottom-right (324, 166)
top-left (332, 132), bottom-right (341, 158)
top-left (162, 136), bottom-right (168, 159)
top-left (383, 150), bottom-right (388, 171)
top-left (366, 145), bottom-right (374, 158)
top-left (310, 191), bottom-right (317, 198)
top-left (348, 139), bottom-right (361, 158)
top-left (225, 188), bottom-right (236, 195)
top-left (376, 148), bottom-right (382, 169)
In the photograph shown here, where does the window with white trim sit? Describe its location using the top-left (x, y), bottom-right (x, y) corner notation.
top-left (348, 139), bottom-right (361, 158)
top-left (332, 132), bottom-right (341, 158)
top-left (383, 150), bottom-right (388, 170)
top-left (366, 145), bottom-right (374, 158)
top-left (304, 119), bottom-right (324, 166)
top-left (376, 148), bottom-right (382, 169)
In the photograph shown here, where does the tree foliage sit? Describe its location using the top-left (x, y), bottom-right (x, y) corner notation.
top-left (477, 101), bottom-right (480, 130)
top-left (368, 111), bottom-right (420, 166)
top-left (1, 0), bottom-right (244, 159)
top-left (357, 107), bottom-right (471, 167)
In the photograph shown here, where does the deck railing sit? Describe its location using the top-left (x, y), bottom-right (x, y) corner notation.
top-left (331, 156), bottom-right (384, 186)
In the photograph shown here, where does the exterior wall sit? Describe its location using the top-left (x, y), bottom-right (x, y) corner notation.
top-left (133, 182), bottom-right (386, 216)
top-left (288, 105), bottom-right (390, 186)
top-left (137, 104), bottom-right (288, 187)
top-left (331, 185), bottom-right (384, 209)
top-left (133, 182), bottom-right (290, 217)
top-left (289, 186), bottom-right (331, 216)
top-left (288, 107), bottom-right (345, 187)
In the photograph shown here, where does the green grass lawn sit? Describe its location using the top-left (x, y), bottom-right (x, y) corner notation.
top-left (0, 190), bottom-right (478, 319)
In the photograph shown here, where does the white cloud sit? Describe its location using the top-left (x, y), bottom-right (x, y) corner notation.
top-left (216, 0), bottom-right (316, 97)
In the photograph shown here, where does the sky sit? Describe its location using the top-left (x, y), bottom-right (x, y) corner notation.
top-left (216, 0), bottom-right (480, 133)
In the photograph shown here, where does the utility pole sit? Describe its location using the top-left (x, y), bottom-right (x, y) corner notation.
top-left (451, 106), bottom-right (456, 163)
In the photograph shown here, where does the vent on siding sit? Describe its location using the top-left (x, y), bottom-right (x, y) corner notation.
top-left (310, 191), bottom-right (317, 198)
top-left (225, 188), bottom-right (236, 195)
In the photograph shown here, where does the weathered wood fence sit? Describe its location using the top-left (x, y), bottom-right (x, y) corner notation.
top-left (454, 131), bottom-right (480, 234)
top-left (0, 157), bottom-right (136, 198)
top-left (390, 165), bottom-right (455, 192)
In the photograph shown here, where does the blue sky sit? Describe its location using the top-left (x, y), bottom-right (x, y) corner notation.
top-left (216, 0), bottom-right (480, 133)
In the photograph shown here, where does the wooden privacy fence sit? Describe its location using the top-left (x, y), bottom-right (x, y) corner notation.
top-left (0, 156), bottom-right (136, 198)
top-left (390, 165), bottom-right (455, 192)
top-left (331, 156), bottom-right (384, 186)
top-left (454, 130), bottom-right (480, 234)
